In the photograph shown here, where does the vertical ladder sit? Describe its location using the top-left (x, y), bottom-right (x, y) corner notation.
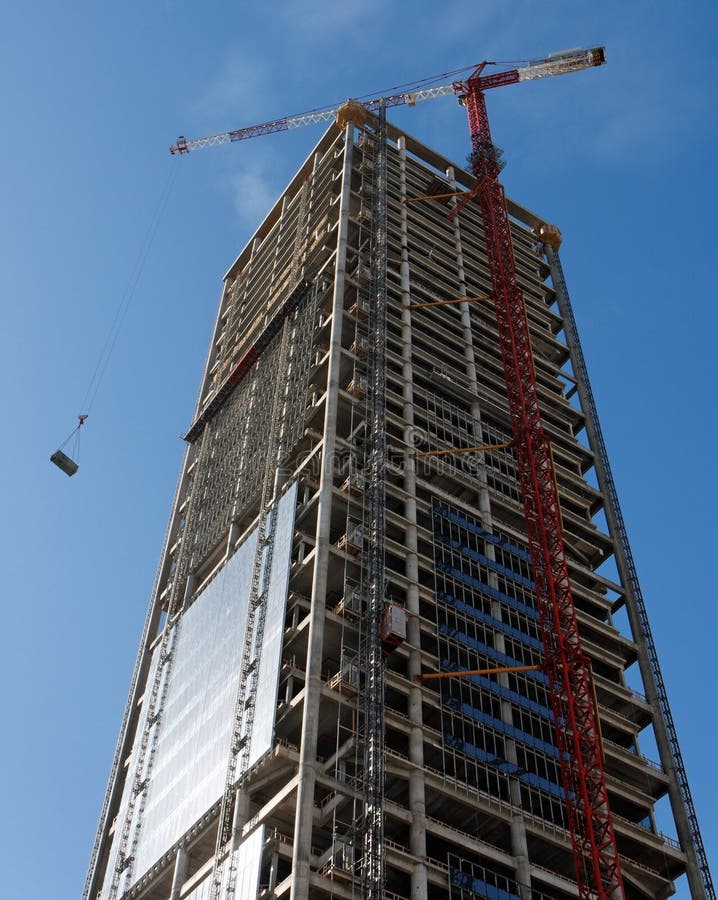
top-left (547, 244), bottom-right (715, 900)
top-left (330, 131), bottom-right (374, 894)
top-left (361, 105), bottom-right (388, 900)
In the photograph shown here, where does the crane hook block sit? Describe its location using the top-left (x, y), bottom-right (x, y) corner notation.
top-left (335, 99), bottom-right (368, 130)
top-left (51, 449), bottom-right (79, 477)
top-left (171, 136), bottom-right (189, 155)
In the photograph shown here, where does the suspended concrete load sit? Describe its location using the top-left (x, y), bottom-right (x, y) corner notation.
top-left (50, 415), bottom-right (87, 477)
top-left (50, 449), bottom-right (79, 477)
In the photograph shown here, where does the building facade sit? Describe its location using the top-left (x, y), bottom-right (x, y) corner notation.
top-left (83, 116), bottom-right (712, 900)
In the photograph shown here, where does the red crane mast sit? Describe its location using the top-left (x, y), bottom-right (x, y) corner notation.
top-left (171, 47), bottom-right (624, 899)
top-left (463, 54), bottom-right (623, 900)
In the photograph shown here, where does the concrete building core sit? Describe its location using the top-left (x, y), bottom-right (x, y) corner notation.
top-left (83, 117), bottom-right (711, 900)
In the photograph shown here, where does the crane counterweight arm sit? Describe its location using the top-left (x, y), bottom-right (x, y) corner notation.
top-left (466, 46), bottom-right (606, 93)
top-left (512, 46), bottom-right (605, 83)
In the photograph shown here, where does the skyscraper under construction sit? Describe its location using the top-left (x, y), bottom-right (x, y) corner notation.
top-left (83, 112), bottom-right (713, 900)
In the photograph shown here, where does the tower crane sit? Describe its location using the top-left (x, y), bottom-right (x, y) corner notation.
top-left (172, 46), bottom-right (629, 900)
top-left (171, 49), bottom-right (604, 155)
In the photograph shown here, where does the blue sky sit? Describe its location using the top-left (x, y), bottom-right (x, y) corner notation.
top-left (1, 2), bottom-right (716, 898)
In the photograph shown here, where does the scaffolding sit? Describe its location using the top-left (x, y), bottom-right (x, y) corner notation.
top-left (107, 427), bottom-right (211, 899)
top-left (211, 183), bottom-right (315, 900)
top-left (361, 105), bottom-right (389, 900)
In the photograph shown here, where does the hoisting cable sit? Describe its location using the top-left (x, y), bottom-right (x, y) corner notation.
top-left (50, 168), bottom-right (177, 475)
top-left (225, 63), bottom-right (484, 132)
top-left (81, 167), bottom-right (178, 415)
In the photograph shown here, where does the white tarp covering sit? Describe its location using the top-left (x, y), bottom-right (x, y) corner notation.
top-left (101, 483), bottom-right (296, 898)
top-left (233, 826), bottom-right (266, 898)
top-left (183, 827), bottom-right (264, 900)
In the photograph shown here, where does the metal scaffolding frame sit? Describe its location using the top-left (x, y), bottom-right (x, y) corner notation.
top-left (212, 185), bottom-right (315, 900)
top-left (361, 105), bottom-right (389, 900)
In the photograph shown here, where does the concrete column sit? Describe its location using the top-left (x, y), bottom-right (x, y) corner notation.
top-left (268, 850), bottom-right (280, 893)
top-left (510, 819), bottom-right (531, 900)
top-left (234, 236), bottom-right (260, 364)
top-left (290, 125), bottom-right (355, 900)
top-left (270, 194), bottom-right (291, 289)
top-left (398, 136), bottom-right (429, 900)
top-left (226, 521), bottom-right (240, 557)
top-left (225, 263), bottom-right (264, 557)
top-left (231, 787), bottom-right (251, 849)
top-left (169, 846), bottom-right (189, 900)
top-left (196, 275), bottom-right (231, 415)
top-left (182, 571), bottom-right (196, 609)
top-left (448, 166), bottom-right (531, 891)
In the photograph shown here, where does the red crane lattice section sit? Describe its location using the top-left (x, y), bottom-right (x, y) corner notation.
top-left (465, 81), bottom-right (624, 900)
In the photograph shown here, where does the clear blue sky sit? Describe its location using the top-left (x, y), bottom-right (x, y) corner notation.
top-left (1, 3), bottom-right (715, 898)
